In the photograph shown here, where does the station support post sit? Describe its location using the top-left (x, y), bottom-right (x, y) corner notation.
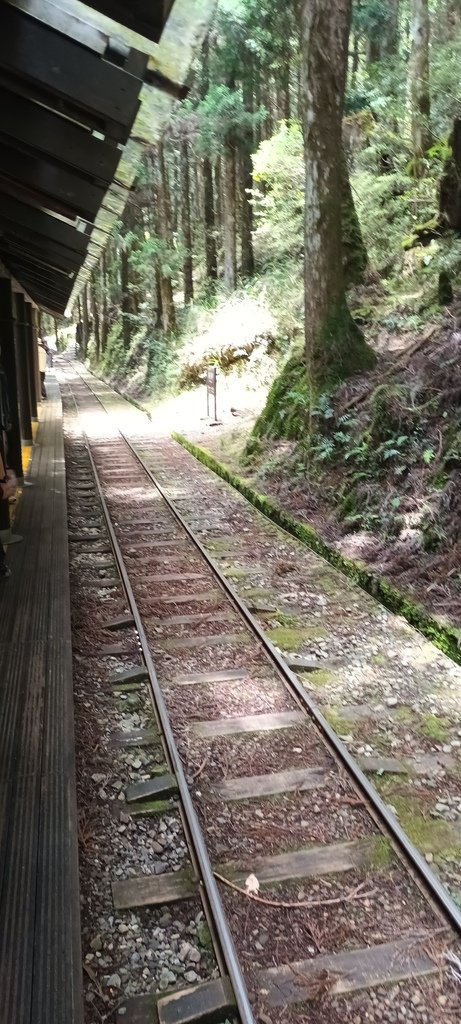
top-left (31, 306), bottom-right (41, 405)
top-left (0, 277), bottom-right (24, 480)
top-left (25, 301), bottom-right (38, 420)
top-left (14, 292), bottom-right (33, 445)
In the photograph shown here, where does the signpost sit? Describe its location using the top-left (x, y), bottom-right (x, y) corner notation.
top-left (206, 365), bottom-right (217, 422)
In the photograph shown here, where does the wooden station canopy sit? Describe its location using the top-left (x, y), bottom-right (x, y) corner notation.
top-left (0, 0), bottom-right (214, 315)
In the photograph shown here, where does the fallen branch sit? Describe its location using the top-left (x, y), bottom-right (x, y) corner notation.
top-left (83, 962), bottom-right (105, 1001)
top-left (214, 872), bottom-right (376, 910)
top-left (190, 754), bottom-right (209, 782)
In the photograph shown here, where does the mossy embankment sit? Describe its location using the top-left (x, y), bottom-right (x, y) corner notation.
top-left (173, 431), bottom-right (461, 666)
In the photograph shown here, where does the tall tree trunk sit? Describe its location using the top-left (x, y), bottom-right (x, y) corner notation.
top-left (434, 0), bottom-right (461, 42)
top-left (81, 284), bottom-right (89, 358)
top-left (351, 30), bottom-right (360, 87)
top-left (383, 0), bottom-right (400, 57)
top-left (154, 143), bottom-right (176, 332)
top-left (241, 71), bottom-right (255, 279)
top-left (280, 59), bottom-right (291, 121)
top-left (410, 0), bottom-right (431, 162)
top-left (203, 157), bottom-right (218, 282)
top-left (76, 297), bottom-right (82, 352)
top-left (171, 147), bottom-right (179, 234)
top-left (181, 139), bottom-right (194, 304)
top-left (90, 270), bottom-right (101, 360)
top-left (254, 67), bottom-right (263, 146)
top-left (240, 148), bottom-right (254, 279)
top-left (222, 140), bottom-right (237, 290)
top-left (365, 0), bottom-right (400, 65)
top-left (300, 0), bottom-right (375, 398)
top-left (155, 267), bottom-right (163, 329)
top-left (214, 157), bottom-right (222, 275)
top-left (101, 251), bottom-right (108, 353)
top-left (120, 240), bottom-right (131, 350)
top-left (201, 34), bottom-right (217, 283)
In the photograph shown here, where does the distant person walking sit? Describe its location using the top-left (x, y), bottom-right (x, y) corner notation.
top-left (38, 338), bottom-right (47, 399)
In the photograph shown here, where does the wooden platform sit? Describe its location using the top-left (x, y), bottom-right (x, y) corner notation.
top-left (0, 378), bottom-right (83, 1023)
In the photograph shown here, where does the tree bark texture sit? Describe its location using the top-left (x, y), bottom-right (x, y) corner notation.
top-left (90, 270), bottom-right (101, 360)
top-left (201, 31), bottom-right (218, 282)
top-left (181, 139), bottom-right (194, 304)
top-left (155, 143), bottom-right (176, 332)
top-left (81, 283), bottom-right (89, 358)
top-left (433, 0), bottom-right (461, 43)
top-left (222, 140), bottom-right (237, 290)
top-left (240, 147), bottom-right (254, 278)
top-left (383, 0), bottom-right (400, 57)
top-left (241, 70), bottom-right (255, 279)
top-left (203, 157), bottom-right (218, 281)
top-left (365, 0), bottom-right (400, 63)
top-left (155, 267), bottom-right (163, 330)
top-left (120, 239), bottom-right (131, 350)
top-left (101, 250), bottom-right (108, 353)
top-left (300, 0), bottom-right (375, 395)
top-left (410, 0), bottom-right (431, 161)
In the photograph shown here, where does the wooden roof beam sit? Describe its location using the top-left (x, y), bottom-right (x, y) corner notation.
top-left (0, 6), bottom-right (145, 142)
top-left (0, 142), bottom-right (107, 223)
top-left (0, 192), bottom-right (89, 255)
top-left (0, 87), bottom-right (121, 184)
top-left (5, 0), bottom-right (175, 54)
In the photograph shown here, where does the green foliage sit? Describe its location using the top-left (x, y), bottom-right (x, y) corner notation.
top-left (253, 262), bottom-right (304, 339)
top-left (352, 0), bottom-right (398, 49)
top-left (252, 122), bottom-right (304, 263)
top-left (419, 712), bottom-right (450, 743)
top-left (252, 349), bottom-right (308, 440)
top-left (194, 84), bottom-right (263, 159)
top-left (431, 34), bottom-right (461, 134)
top-left (253, 121), bottom-right (367, 286)
top-left (100, 322), bottom-right (125, 376)
top-left (129, 235), bottom-right (183, 283)
top-left (145, 330), bottom-right (181, 397)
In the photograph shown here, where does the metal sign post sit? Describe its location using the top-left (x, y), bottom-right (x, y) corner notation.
top-left (206, 365), bottom-right (217, 422)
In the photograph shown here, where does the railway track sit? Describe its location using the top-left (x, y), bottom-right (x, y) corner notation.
top-left (63, 363), bottom-right (461, 1024)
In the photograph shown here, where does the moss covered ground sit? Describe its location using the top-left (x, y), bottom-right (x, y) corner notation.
top-left (174, 432), bottom-right (461, 666)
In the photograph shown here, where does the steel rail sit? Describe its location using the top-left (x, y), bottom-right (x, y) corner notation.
top-left (120, 444), bottom-right (461, 939)
top-left (66, 381), bottom-right (255, 1024)
top-left (73, 364), bottom-right (461, 937)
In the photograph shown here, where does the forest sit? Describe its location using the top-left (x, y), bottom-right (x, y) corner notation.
top-left (76, 0), bottom-right (461, 627)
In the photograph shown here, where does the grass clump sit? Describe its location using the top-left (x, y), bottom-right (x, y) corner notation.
top-left (223, 566), bottom-right (248, 582)
top-left (267, 625), bottom-right (325, 651)
top-left (419, 712), bottom-right (451, 743)
top-left (376, 784), bottom-right (461, 862)
top-left (369, 837), bottom-right (394, 871)
top-left (272, 610), bottom-right (300, 628)
top-left (371, 654), bottom-right (387, 667)
top-left (323, 705), bottom-right (353, 736)
top-left (393, 706), bottom-right (416, 725)
top-left (305, 669), bottom-right (335, 687)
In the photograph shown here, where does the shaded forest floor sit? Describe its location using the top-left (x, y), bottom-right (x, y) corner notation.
top-left (172, 303), bottom-right (461, 635)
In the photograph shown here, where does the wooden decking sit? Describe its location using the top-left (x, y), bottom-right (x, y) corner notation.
top-left (0, 377), bottom-right (83, 1024)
